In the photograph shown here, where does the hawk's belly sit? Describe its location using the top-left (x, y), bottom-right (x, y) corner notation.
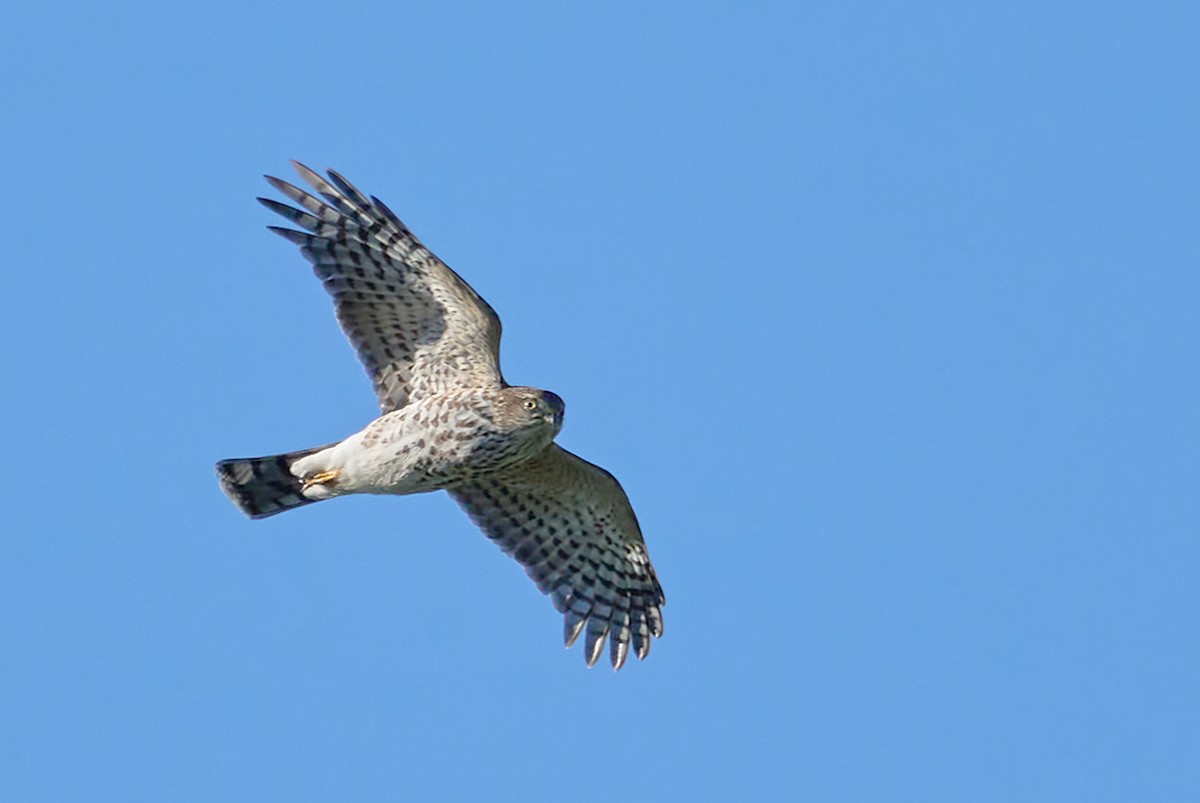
top-left (292, 392), bottom-right (555, 498)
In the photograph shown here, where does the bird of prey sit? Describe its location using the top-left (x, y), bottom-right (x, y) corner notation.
top-left (216, 163), bottom-right (664, 669)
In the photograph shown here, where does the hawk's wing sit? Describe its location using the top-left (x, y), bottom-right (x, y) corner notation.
top-left (449, 445), bottom-right (665, 670)
top-left (261, 162), bottom-right (503, 412)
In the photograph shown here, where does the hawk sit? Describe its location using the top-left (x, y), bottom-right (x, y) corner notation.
top-left (216, 163), bottom-right (665, 669)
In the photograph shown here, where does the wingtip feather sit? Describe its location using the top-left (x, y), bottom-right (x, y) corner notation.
top-left (563, 612), bottom-right (586, 648)
top-left (610, 636), bottom-right (630, 670)
top-left (583, 620), bottom-right (610, 667)
top-left (265, 225), bottom-right (309, 245)
top-left (290, 161), bottom-right (326, 190)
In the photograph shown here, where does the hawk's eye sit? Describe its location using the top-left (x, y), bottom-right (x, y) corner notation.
top-left (522, 399), bottom-right (538, 411)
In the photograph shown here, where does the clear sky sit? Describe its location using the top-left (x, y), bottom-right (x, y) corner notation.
top-left (2, 1), bottom-right (1197, 800)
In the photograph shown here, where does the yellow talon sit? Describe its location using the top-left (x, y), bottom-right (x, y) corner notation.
top-left (303, 468), bottom-right (341, 489)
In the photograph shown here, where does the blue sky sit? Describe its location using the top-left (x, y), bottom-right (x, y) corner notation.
top-left (2, 1), bottom-right (1197, 800)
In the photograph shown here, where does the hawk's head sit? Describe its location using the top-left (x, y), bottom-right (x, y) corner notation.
top-left (503, 387), bottom-right (565, 440)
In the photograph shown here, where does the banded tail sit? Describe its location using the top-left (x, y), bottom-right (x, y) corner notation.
top-left (216, 444), bottom-right (333, 519)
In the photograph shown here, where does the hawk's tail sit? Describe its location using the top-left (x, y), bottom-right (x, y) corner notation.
top-left (216, 445), bottom-right (331, 519)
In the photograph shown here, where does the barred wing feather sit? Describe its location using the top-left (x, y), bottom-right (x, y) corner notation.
top-left (450, 445), bottom-right (665, 669)
top-left (261, 162), bottom-right (503, 412)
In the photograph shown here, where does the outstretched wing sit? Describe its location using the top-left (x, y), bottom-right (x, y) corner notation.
top-left (449, 445), bottom-right (665, 670)
top-left (261, 162), bottom-right (503, 412)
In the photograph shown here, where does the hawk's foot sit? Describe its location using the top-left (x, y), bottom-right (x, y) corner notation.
top-left (302, 468), bottom-right (341, 490)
